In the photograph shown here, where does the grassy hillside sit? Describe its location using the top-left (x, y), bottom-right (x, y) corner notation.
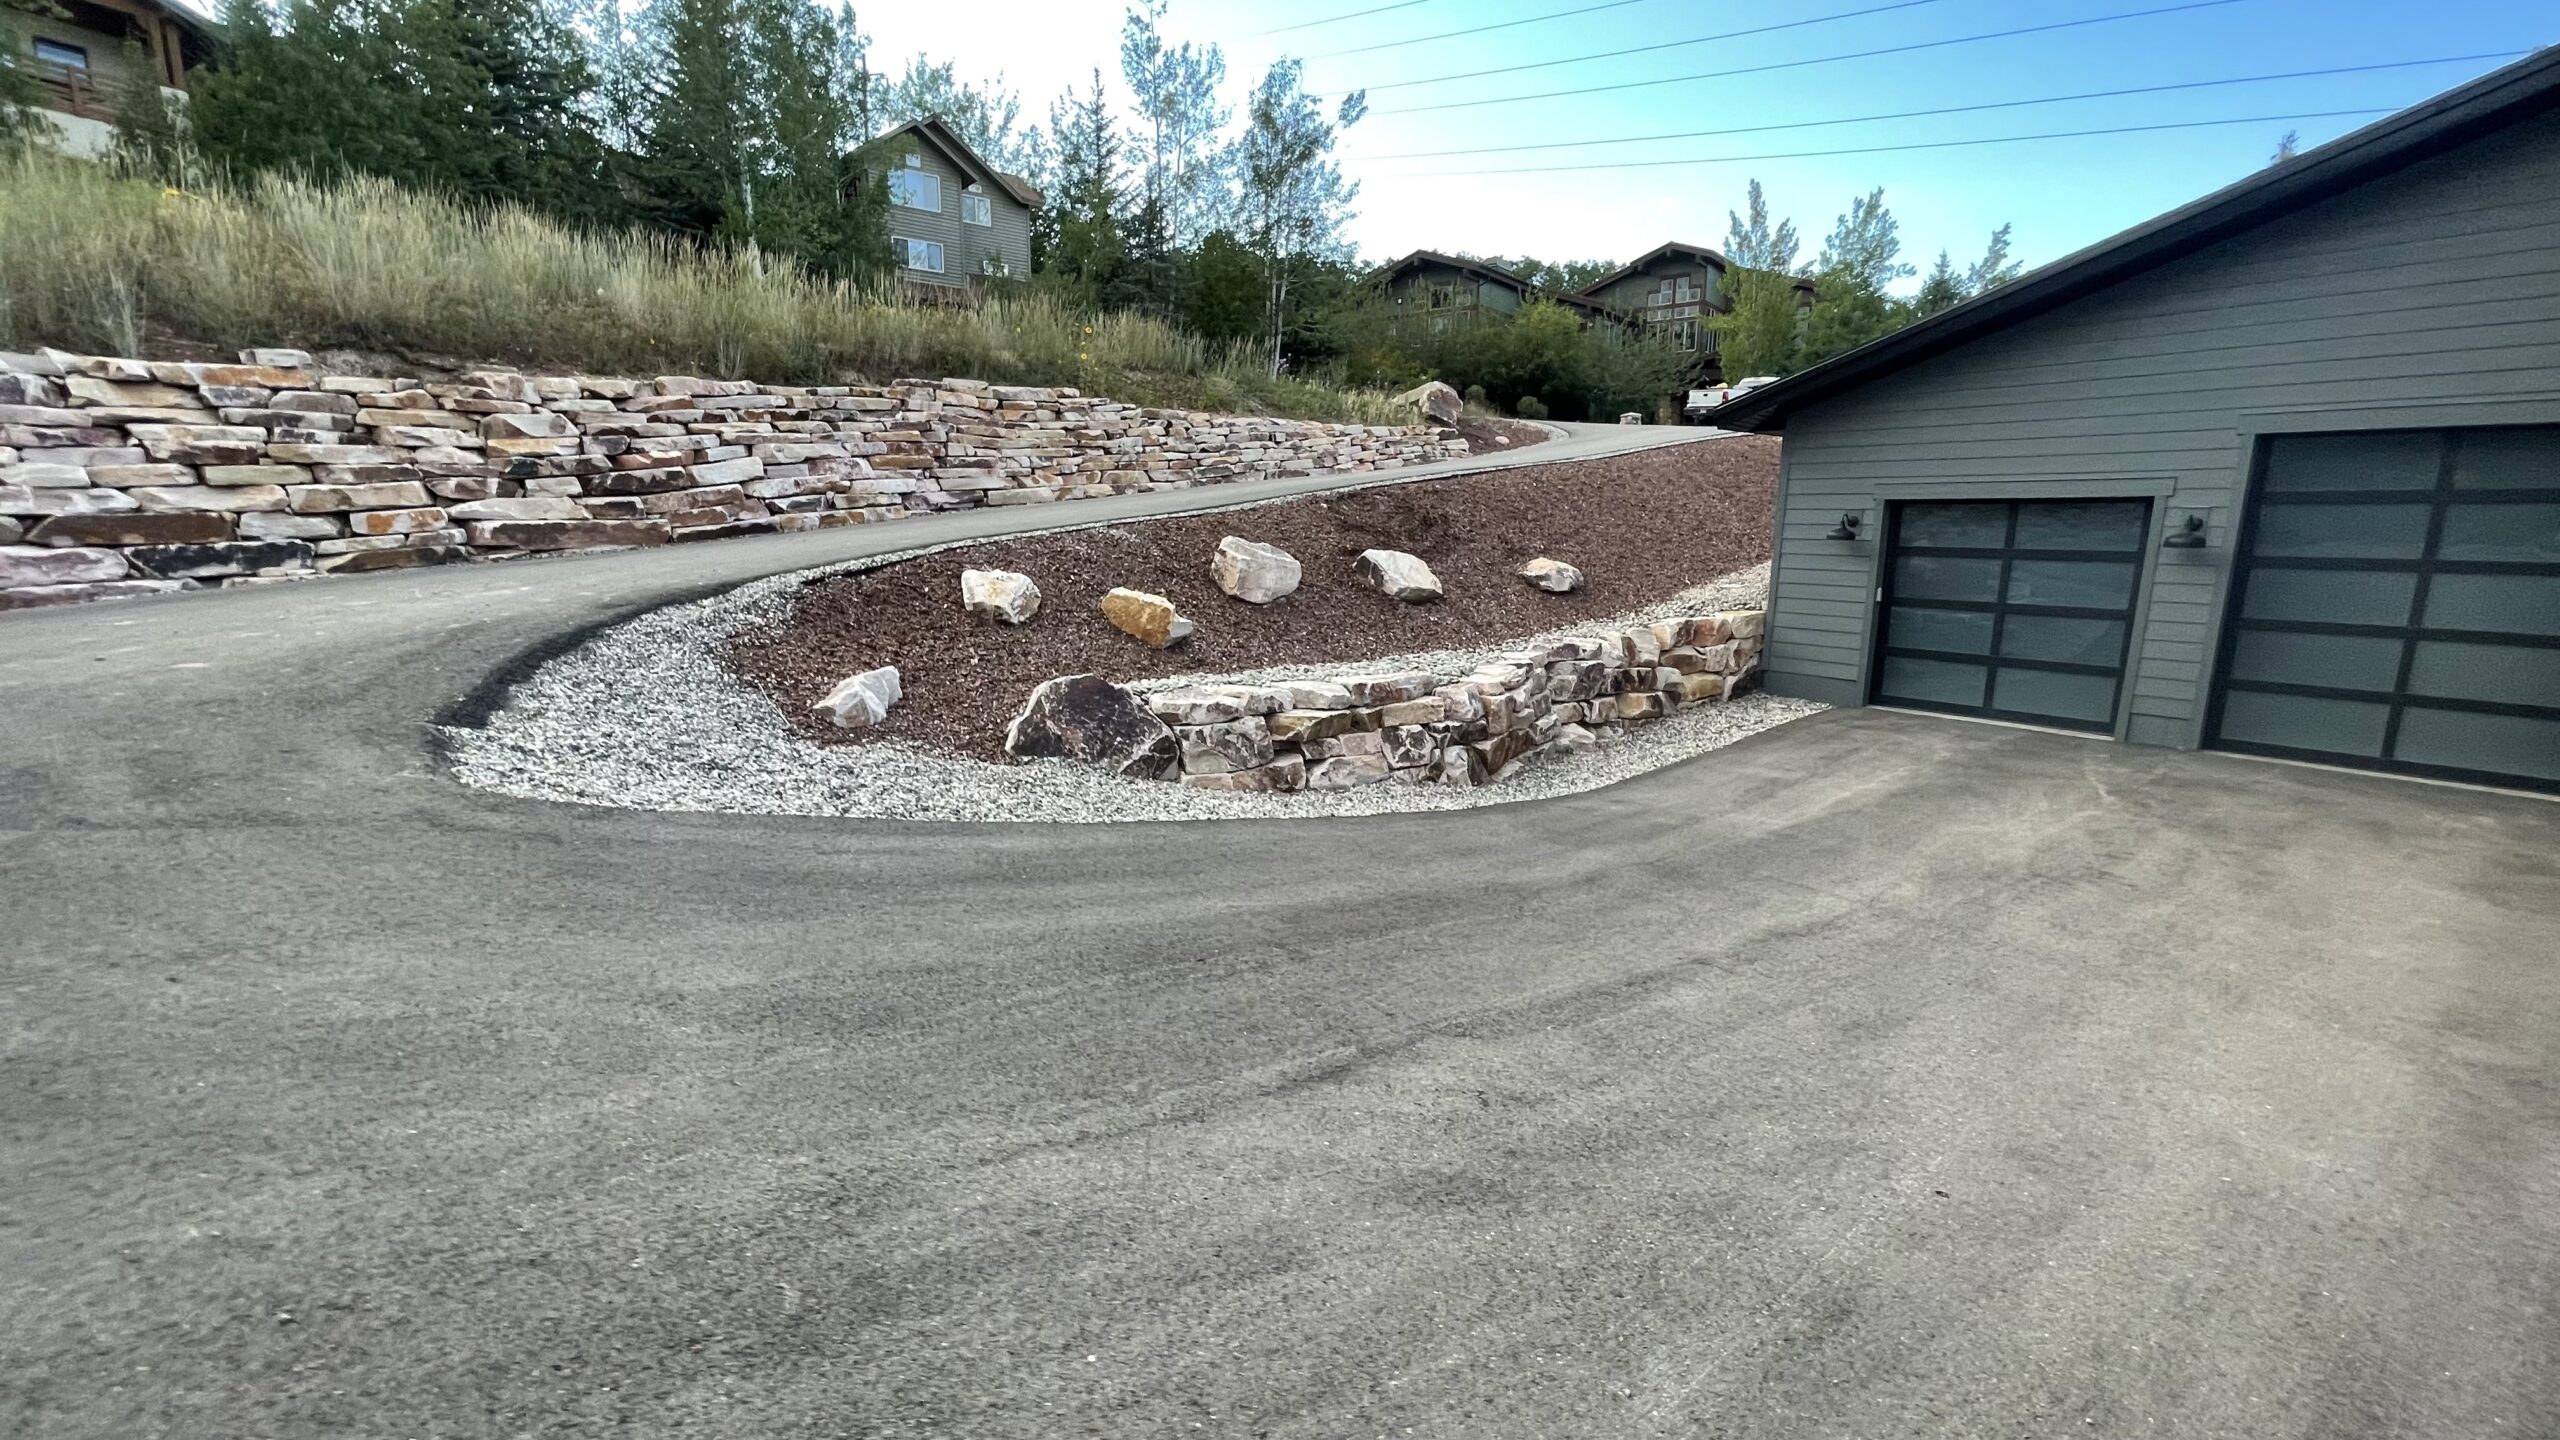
top-left (0, 156), bottom-right (1407, 424)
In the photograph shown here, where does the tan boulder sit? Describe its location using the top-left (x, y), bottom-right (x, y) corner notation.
top-left (1101, 587), bottom-right (1193, 647)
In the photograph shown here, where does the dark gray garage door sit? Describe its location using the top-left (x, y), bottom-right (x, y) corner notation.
top-left (1871, 498), bottom-right (2151, 733)
top-left (2207, 426), bottom-right (2560, 794)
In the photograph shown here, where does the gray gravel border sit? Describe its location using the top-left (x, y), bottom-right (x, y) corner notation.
top-left (443, 509), bottom-right (1823, 824)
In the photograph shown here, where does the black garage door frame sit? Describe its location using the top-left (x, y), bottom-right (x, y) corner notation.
top-left (1868, 496), bottom-right (2154, 734)
top-left (2204, 425), bottom-right (2560, 795)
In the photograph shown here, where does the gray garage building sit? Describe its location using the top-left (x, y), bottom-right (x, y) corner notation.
top-left (1718, 50), bottom-right (2560, 794)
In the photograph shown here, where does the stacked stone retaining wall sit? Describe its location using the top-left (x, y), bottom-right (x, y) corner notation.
top-left (1136, 610), bottom-right (1766, 791)
top-left (0, 348), bottom-right (1461, 611)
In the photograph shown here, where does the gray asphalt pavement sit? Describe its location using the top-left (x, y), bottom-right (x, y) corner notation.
top-left (4, 421), bottom-right (2557, 1439)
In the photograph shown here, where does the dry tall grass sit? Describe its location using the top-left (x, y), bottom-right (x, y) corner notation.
top-left (0, 156), bottom-right (1407, 423)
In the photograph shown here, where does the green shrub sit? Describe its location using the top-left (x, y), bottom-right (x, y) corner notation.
top-left (0, 154), bottom-right (1407, 424)
top-left (1514, 395), bottom-right (1548, 420)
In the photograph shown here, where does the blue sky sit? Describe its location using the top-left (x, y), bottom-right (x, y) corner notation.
top-left (863, 0), bottom-right (2551, 287)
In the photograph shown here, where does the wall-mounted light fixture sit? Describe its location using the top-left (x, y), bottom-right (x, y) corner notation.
top-left (2162, 512), bottom-right (2208, 549)
top-left (1824, 511), bottom-right (1863, 541)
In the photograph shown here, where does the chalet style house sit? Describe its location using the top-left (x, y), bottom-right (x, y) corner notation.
top-left (1372, 241), bottom-right (1815, 391)
top-left (11, 0), bottom-right (207, 158)
top-left (1374, 251), bottom-right (1609, 326)
top-left (866, 116), bottom-right (1041, 291)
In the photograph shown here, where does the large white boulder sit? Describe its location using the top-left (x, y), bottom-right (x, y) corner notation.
top-left (1518, 556), bottom-right (1584, 593)
top-left (1393, 380), bottom-right (1463, 428)
top-left (961, 567), bottom-right (1042, 624)
top-left (813, 665), bottom-right (902, 730)
top-left (1355, 548), bottom-right (1443, 603)
top-left (1209, 536), bottom-right (1301, 604)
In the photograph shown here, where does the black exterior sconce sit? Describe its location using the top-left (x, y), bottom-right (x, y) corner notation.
top-left (2162, 512), bottom-right (2208, 549)
top-left (1824, 511), bottom-right (1863, 541)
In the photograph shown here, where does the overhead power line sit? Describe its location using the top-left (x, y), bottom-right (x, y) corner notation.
top-left (1390, 109), bottom-right (2395, 177)
top-left (1372, 0), bottom-right (2252, 115)
top-left (1262, 0), bottom-right (1437, 36)
top-left (1346, 0), bottom-right (1953, 95)
top-left (1310, 0), bottom-right (1656, 62)
top-left (1347, 54), bottom-right (2526, 162)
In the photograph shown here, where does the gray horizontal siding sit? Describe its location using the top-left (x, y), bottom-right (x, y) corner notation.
top-left (883, 138), bottom-right (1033, 282)
top-left (1766, 104), bottom-right (2560, 744)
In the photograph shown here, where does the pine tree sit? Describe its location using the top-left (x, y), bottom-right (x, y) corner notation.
top-left (1912, 251), bottom-right (1964, 318)
top-left (630, 0), bottom-right (755, 240)
top-left (443, 0), bottom-right (611, 218)
top-left (1040, 70), bottom-right (1123, 302)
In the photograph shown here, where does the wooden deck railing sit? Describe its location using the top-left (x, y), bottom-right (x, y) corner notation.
top-left (25, 60), bottom-right (114, 122)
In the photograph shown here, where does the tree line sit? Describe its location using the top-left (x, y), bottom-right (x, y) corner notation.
top-left (1709, 178), bottom-right (2024, 381)
top-left (0, 0), bottom-right (2024, 411)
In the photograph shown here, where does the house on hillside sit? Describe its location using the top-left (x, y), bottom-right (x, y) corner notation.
top-left (866, 116), bottom-right (1040, 291)
top-left (1575, 242), bottom-right (1732, 358)
top-left (1715, 49), bottom-right (2560, 795)
top-left (1573, 241), bottom-right (1819, 384)
top-left (10, 0), bottom-right (208, 159)
top-left (1371, 250), bottom-right (1616, 328)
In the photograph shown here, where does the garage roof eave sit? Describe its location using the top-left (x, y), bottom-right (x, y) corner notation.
top-left (1711, 47), bottom-right (2560, 435)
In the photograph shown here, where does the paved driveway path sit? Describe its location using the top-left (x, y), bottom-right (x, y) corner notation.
top-left (5, 423), bottom-right (2557, 1439)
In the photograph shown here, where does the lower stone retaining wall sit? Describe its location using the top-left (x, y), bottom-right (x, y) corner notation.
top-left (1140, 610), bottom-right (1765, 791)
top-left (0, 348), bottom-right (1461, 611)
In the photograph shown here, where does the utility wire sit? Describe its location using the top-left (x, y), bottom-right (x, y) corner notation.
top-left (1372, 0), bottom-right (2250, 115)
top-left (1348, 54), bottom-right (2525, 161)
top-left (1310, 0), bottom-right (1656, 62)
top-left (1388, 108), bottom-right (2394, 177)
top-left (1262, 0), bottom-right (1437, 36)
top-left (1348, 0), bottom-right (1952, 94)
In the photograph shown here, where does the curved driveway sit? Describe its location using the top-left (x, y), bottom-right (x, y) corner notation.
top-left (5, 422), bottom-right (2558, 1439)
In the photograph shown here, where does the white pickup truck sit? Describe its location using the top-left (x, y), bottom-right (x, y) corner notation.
top-left (1684, 376), bottom-right (1779, 422)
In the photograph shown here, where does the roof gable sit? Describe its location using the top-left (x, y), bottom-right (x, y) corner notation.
top-left (869, 116), bottom-right (1041, 209)
top-left (1714, 49), bottom-right (2560, 431)
top-left (1371, 250), bottom-right (1534, 292)
top-left (1573, 242), bottom-right (1731, 298)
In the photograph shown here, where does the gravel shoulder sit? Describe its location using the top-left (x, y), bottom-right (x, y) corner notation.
top-left (446, 547), bottom-right (1822, 823)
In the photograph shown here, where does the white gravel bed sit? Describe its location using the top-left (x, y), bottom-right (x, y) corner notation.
top-left (442, 550), bottom-right (1822, 824)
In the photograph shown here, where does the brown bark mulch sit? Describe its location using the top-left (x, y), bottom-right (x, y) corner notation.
top-left (731, 434), bottom-right (1780, 758)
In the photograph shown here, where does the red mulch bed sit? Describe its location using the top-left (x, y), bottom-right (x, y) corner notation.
top-left (731, 435), bottom-right (1780, 758)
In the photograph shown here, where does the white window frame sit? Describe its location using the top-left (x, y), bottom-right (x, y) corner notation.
top-left (888, 166), bottom-right (942, 214)
top-left (893, 236), bottom-right (946, 274)
top-left (960, 191), bottom-right (992, 227)
top-left (32, 37), bottom-right (89, 69)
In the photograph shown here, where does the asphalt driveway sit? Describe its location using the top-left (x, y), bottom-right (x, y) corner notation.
top-left (4, 440), bottom-right (2557, 1437)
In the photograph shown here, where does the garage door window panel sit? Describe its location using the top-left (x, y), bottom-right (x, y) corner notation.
top-left (1885, 606), bottom-right (1995, 655)
top-left (1879, 656), bottom-right (1989, 709)
top-left (2210, 426), bottom-right (2560, 793)
top-left (1893, 555), bottom-right (2004, 603)
top-left (2239, 569), bottom-right (2418, 627)
top-left (1991, 668), bottom-right (2119, 724)
top-left (2249, 502), bottom-right (2433, 560)
top-left (1998, 614), bottom-right (2126, 667)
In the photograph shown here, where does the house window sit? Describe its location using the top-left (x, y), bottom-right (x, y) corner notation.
top-left (981, 254), bottom-right (1010, 278)
top-left (888, 163), bottom-right (941, 213)
top-left (32, 37), bottom-right (89, 69)
top-left (1674, 275), bottom-right (1698, 302)
top-left (893, 236), bottom-right (946, 274)
top-left (1428, 283), bottom-right (1456, 310)
top-left (1673, 318), bottom-right (1699, 351)
top-left (961, 192), bottom-right (992, 227)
